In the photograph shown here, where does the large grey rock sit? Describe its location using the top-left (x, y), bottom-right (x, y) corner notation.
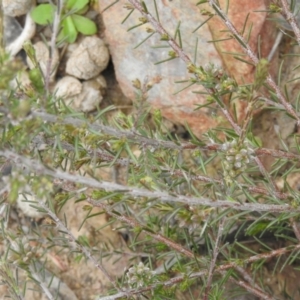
top-left (101, 0), bottom-right (277, 136)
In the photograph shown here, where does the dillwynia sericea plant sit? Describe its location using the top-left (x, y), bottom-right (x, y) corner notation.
top-left (2, 0), bottom-right (300, 299)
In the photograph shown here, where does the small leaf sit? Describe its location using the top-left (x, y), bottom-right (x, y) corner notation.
top-left (66, 0), bottom-right (77, 9)
top-left (31, 4), bottom-right (55, 25)
top-left (71, 15), bottom-right (97, 35)
top-left (75, 5), bottom-right (89, 15)
top-left (59, 16), bottom-right (78, 43)
top-left (67, 0), bottom-right (89, 11)
top-left (246, 221), bottom-right (270, 236)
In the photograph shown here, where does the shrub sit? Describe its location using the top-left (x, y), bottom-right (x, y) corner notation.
top-left (1, 0), bottom-right (300, 299)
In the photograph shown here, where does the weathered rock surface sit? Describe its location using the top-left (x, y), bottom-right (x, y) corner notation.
top-left (3, 0), bottom-right (33, 17)
top-left (3, 16), bottom-right (22, 46)
top-left (55, 75), bottom-right (107, 112)
top-left (101, 0), bottom-right (277, 136)
top-left (66, 36), bottom-right (109, 80)
top-left (55, 76), bottom-right (83, 100)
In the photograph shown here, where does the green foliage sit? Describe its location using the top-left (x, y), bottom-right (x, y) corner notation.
top-left (2, 0), bottom-right (300, 299)
top-left (30, 4), bottom-right (55, 25)
top-left (30, 0), bottom-right (97, 43)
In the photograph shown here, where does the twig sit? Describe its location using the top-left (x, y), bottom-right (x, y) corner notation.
top-left (28, 265), bottom-right (55, 300)
top-left (291, 218), bottom-right (300, 241)
top-left (256, 147), bottom-right (300, 160)
top-left (280, 0), bottom-right (300, 45)
top-left (87, 197), bottom-right (196, 259)
top-left (32, 110), bottom-right (185, 151)
top-left (227, 275), bottom-right (274, 300)
top-left (203, 217), bottom-right (225, 300)
top-left (127, 0), bottom-right (241, 135)
top-left (35, 128), bottom-right (292, 201)
top-left (0, 150), bottom-right (298, 213)
top-left (45, 0), bottom-right (63, 94)
top-left (28, 110), bottom-right (300, 162)
top-left (97, 242), bottom-right (300, 299)
top-left (222, 247), bottom-right (273, 298)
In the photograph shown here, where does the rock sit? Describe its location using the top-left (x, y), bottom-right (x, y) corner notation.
top-left (26, 41), bottom-right (59, 82)
top-left (101, 0), bottom-right (277, 136)
top-left (66, 36), bottom-right (109, 80)
top-left (3, 0), bottom-right (33, 17)
top-left (55, 76), bottom-right (83, 100)
top-left (3, 16), bottom-right (22, 46)
top-left (54, 75), bottom-right (107, 112)
top-left (74, 75), bottom-right (107, 112)
top-left (5, 13), bottom-right (36, 56)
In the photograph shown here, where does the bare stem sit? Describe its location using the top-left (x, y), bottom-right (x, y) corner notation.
top-left (45, 0), bottom-right (64, 94)
top-left (280, 0), bottom-right (300, 45)
top-left (203, 217), bottom-right (225, 300)
top-left (0, 150), bottom-right (297, 213)
top-left (87, 197), bottom-right (196, 259)
top-left (28, 265), bottom-right (55, 300)
top-left (227, 275), bottom-right (274, 300)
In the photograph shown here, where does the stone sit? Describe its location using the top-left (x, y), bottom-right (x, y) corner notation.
top-left (3, 16), bottom-right (22, 46)
top-left (5, 13), bottom-right (36, 56)
top-left (54, 76), bottom-right (83, 100)
top-left (54, 75), bottom-right (107, 112)
top-left (101, 0), bottom-right (277, 136)
top-left (26, 41), bottom-right (59, 82)
top-left (66, 36), bottom-right (109, 80)
top-left (74, 75), bottom-right (107, 112)
top-left (3, 0), bottom-right (33, 17)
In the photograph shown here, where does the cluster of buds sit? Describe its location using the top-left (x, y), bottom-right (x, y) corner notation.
top-left (216, 77), bottom-right (236, 93)
top-left (188, 63), bottom-right (237, 93)
top-left (203, 63), bottom-right (224, 79)
top-left (222, 139), bottom-right (255, 184)
top-left (126, 262), bottom-right (155, 288)
top-left (8, 236), bottom-right (38, 265)
top-left (175, 206), bottom-right (215, 233)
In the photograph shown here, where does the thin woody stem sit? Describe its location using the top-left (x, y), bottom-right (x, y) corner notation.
top-left (0, 150), bottom-right (298, 213)
top-left (87, 198), bottom-right (196, 259)
top-left (208, 0), bottom-right (300, 125)
top-left (280, 0), bottom-right (300, 45)
top-left (204, 217), bottom-right (225, 300)
top-left (97, 242), bottom-right (300, 300)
